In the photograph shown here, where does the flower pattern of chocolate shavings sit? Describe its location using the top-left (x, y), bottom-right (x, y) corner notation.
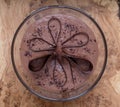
top-left (26, 17), bottom-right (94, 88)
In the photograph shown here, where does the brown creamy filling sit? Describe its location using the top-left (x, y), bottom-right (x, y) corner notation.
top-left (20, 14), bottom-right (98, 92)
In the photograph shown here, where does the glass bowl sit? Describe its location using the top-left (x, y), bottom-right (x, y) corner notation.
top-left (11, 5), bottom-right (107, 101)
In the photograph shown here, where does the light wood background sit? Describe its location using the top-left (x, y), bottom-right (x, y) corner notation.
top-left (0, 0), bottom-right (120, 107)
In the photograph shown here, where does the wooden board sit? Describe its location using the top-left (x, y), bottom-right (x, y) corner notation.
top-left (0, 0), bottom-right (120, 107)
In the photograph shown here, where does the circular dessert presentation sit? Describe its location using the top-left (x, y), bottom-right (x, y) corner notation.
top-left (20, 14), bottom-right (98, 93)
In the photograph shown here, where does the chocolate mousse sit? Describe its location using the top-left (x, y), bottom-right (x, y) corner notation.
top-left (20, 14), bottom-right (98, 93)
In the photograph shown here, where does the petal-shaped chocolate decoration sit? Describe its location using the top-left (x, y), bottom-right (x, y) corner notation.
top-left (62, 32), bottom-right (89, 48)
top-left (27, 17), bottom-right (94, 87)
top-left (53, 57), bottom-right (67, 87)
top-left (29, 55), bottom-right (50, 72)
top-left (64, 57), bottom-right (75, 84)
top-left (48, 17), bottom-right (61, 44)
top-left (29, 38), bottom-right (55, 52)
top-left (69, 57), bottom-right (93, 74)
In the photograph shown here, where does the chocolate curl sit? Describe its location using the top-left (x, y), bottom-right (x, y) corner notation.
top-left (29, 55), bottom-right (50, 72)
top-left (62, 32), bottom-right (89, 48)
top-left (29, 38), bottom-right (55, 52)
top-left (48, 17), bottom-right (62, 45)
top-left (53, 57), bottom-right (67, 87)
top-left (68, 57), bottom-right (93, 74)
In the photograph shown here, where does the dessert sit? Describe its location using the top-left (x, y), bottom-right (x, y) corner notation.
top-left (20, 14), bottom-right (98, 93)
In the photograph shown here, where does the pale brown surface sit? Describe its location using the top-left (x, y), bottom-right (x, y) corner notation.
top-left (0, 0), bottom-right (120, 107)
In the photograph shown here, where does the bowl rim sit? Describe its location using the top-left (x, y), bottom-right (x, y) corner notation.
top-left (11, 5), bottom-right (108, 102)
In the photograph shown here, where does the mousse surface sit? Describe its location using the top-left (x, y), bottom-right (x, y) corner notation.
top-left (20, 14), bottom-right (98, 93)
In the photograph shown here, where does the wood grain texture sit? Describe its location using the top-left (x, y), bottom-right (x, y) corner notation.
top-left (0, 0), bottom-right (120, 107)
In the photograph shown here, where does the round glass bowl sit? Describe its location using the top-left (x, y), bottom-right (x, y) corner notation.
top-left (11, 5), bottom-right (107, 101)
